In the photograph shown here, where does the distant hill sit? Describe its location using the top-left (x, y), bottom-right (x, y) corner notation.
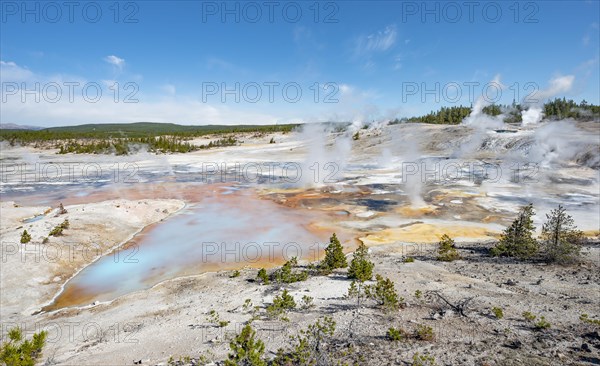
top-left (0, 123), bottom-right (44, 130)
top-left (0, 122), bottom-right (302, 143)
top-left (44, 122), bottom-right (274, 134)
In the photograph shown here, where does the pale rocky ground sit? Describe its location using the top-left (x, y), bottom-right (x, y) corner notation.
top-left (0, 199), bottom-right (184, 320)
top-left (19, 242), bottom-right (600, 366)
top-left (0, 121), bottom-right (598, 365)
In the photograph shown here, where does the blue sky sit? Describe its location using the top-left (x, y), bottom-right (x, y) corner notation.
top-left (1, 0), bottom-right (598, 126)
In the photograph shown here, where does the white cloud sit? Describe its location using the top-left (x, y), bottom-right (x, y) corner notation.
top-left (338, 84), bottom-right (352, 95)
top-left (104, 55), bottom-right (125, 69)
top-left (0, 95), bottom-right (283, 126)
top-left (532, 75), bottom-right (575, 102)
top-left (102, 79), bottom-right (117, 87)
top-left (1, 60), bottom-right (87, 86)
top-left (0, 60), bottom-right (35, 81)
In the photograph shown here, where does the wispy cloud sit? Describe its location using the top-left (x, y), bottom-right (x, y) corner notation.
top-left (582, 22), bottom-right (598, 46)
top-left (354, 25), bottom-right (397, 55)
top-left (527, 75), bottom-right (575, 103)
top-left (0, 60), bottom-right (34, 81)
top-left (1, 60), bottom-right (86, 85)
top-left (104, 55), bottom-right (125, 69)
top-left (205, 57), bottom-right (248, 77)
top-left (393, 55), bottom-right (403, 71)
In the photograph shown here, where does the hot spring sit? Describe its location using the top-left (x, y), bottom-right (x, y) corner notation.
top-left (43, 188), bottom-right (330, 311)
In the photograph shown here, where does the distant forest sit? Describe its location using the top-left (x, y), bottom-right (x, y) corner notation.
top-left (395, 98), bottom-right (600, 125)
top-left (0, 123), bottom-right (298, 154)
top-left (0, 98), bottom-right (598, 155)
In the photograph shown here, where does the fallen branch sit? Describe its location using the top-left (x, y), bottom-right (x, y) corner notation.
top-left (426, 291), bottom-right (476, 317)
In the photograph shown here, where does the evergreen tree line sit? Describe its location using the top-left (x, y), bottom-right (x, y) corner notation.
top-left (390, 98), bottom-right (599, 125)
top-left (0, 123), bottom-right (297, 145)
top-left (57, 135), bottom-right (239, 155)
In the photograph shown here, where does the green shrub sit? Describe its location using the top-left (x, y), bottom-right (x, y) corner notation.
top-left (0, 327), bottom-right (47, 366)
top-left (273, 257), bottom-right (308, 284)
top-left (437, 234), bottom-right (460, 261)
top-left (580, 314), bottom-right (600, 326)
top-left (257, 268), bottom-right (269, 285)
top-left (491, 204), bottom-right (538, 259)
top-left (386, 327), bottom-right (407, 341)
top-left (534, 316), bottom-right (551, 330)
top-left (230, 270), bottom-right (241, 278)
top-left (266, 289), bottom-right (296, 320)
top-left (412, 352), bottom-right (437, 366)
top-left (20, 230), bottom-right (31, 244)
top-left (48, 226), bottom-right (63, 236)
top-left (224, 324), bottom-right (266, 366)
top-left (415, 324), bottom-right (435, 341)
top-left (243, 299), bottom-right (253, 312)
top-left (414, 290), bottom-right (423, 300)
top-left (206, 310), bottom-right (229, 327)
top-left (365, 274), bottom-right (401, 312)
top-left (522, 311), bottom-right (550, 330)
top-left (273, 317), bottom-right (335, 366)
top-left (403, 257), bottom-right (415, 263)
top-left (492, 307), bottom-right (504, 319)
top-left (301, 295), bottom-right (314, 310)
top-left (522, 311), bottom-right (536, 321)
top-left (346, 280), bottom-right (360, 299)
top-left (320, 233), bottom-right (347, 273)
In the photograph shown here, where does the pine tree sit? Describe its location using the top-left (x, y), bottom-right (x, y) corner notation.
top-left (348, 242), bottom-right (374, 281)
top-left (365, 274), bottom-right (401, 312)
top-left (541, 205), bottom-right (584, 264)
top-left (346, 242), bottom-right (375, 308)
top-left (321, 233), bottom-right (347, 272)
top-left (437, 234), bottom-right (461, 261)
top-left (491, 204), bottom-right (538, 259)
top-left (0, 327), bottom-right (47, 366)
top-left (256, 268), bottom-right (269, 285)
top-left (225, 324), bottom-right (266, 366)
top-left (20, 230), bottom-right (31, 244)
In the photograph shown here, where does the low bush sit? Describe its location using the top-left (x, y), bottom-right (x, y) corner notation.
top-left (492, 307), bottom-right (504, 319)
top-left (386, 327), bottom-right (407, 341)
top-left (0, 327), bottom-right (47, 366)
top-left (415, 324), bottom-right (435, 341)
top-left (365, 274), bottom-right (402, 312)
top-left (256, 268), bottom-right (269, 285)
top-left (266, 289), bottom-right (296, 320)
top-left (20, 230), bottom-right (31, 244)
top-left (437, 234), bottom-right (460, 262)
